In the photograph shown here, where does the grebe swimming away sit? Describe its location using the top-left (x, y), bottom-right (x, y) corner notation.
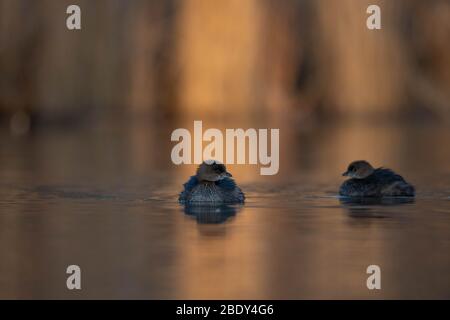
top-left (339, 160), bottom-right (415, 197)
top-left (179, 160), bottom-right (245, 204)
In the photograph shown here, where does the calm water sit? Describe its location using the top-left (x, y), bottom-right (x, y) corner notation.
top-left (0, 121), bottom-right (450, 299)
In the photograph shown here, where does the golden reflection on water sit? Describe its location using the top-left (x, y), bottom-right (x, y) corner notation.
top-left (0, 119), bottom-right (449, 299)
top-left (174, 208), bottom-right (267, 299)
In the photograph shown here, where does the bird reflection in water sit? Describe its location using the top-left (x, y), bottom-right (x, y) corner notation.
top-left (339, 197), bottom-right (415, 218)
top-left (182, 204), bottom-right (243, 224)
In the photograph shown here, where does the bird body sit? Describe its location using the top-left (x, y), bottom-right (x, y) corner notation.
top-left (340, 161), bottom-right (415, 197)
top-left (179, 161), bottom-right (245, 204)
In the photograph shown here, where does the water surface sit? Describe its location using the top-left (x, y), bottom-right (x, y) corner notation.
top-left (0, 122), bottom-right (449, 299)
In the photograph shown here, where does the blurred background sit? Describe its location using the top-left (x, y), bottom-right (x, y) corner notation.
top-left (1, 0), bottom-right (450, 299)
top-left (1, 0), bottom-right (450, 121)
top-left (1, 0), bottom-right (450, 179)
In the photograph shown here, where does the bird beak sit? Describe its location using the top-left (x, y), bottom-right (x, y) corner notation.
top-left (342, 171), bottom-right (349, 177)
top-left (225, 172), bottom-right (232, 177)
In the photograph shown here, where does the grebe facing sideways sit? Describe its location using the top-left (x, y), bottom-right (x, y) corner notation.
top-left (179, 160), bottom-right (245, 204)
top-left (339, 160), bottom-right (415, 197)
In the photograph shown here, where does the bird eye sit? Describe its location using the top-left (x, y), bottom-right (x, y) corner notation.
top-left (349, 165), bottom-right (355, 172)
